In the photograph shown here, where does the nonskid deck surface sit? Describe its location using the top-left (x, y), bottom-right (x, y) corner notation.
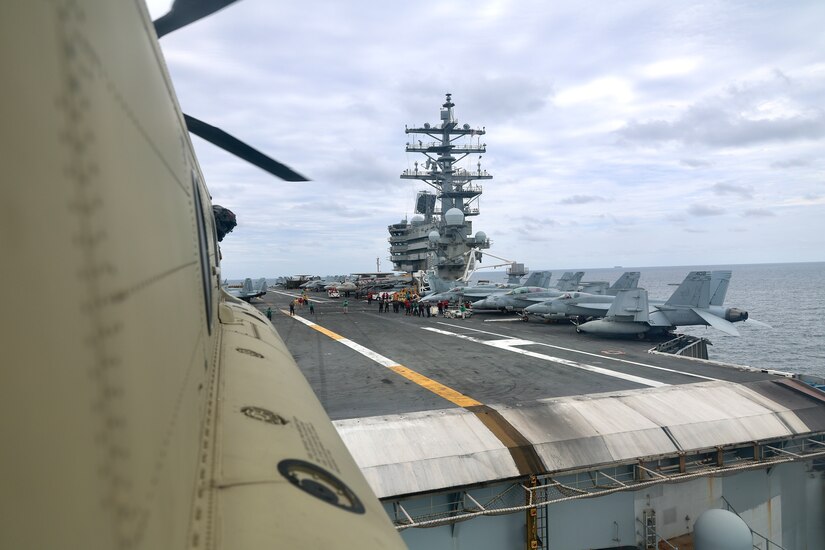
top-left (258, 291), bottom-right (777, 421)
top-left (255, 291), bottom-right (825, 499)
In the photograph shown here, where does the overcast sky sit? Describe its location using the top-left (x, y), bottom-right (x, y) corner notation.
top-left (147, 0), bottom-right (824, 279)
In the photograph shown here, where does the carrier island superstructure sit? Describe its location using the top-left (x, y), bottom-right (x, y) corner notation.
top-left (389, 94), bottom-right (492, 280)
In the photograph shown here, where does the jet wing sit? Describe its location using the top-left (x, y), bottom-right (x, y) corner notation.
top-left (691, 308), bottom-right (741, 336)
top-left (604, 289), bottom-right (649, 322)
top-left (571, 303), bottom-right (612, 312)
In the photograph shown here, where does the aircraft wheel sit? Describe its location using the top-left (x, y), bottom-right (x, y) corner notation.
top-left (575, 326), bottom-right (582, 334)
top-left (637, 332), bottom-right (646, 340)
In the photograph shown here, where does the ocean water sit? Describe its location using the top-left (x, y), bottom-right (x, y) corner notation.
top-left (472, 262), bottom-right (825, 379)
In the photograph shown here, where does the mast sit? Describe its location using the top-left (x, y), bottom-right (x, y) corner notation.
top-left (399, 94), bottom-right (492, 280)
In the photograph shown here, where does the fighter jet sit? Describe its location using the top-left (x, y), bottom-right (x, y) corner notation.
top-left (471, 271), bottom-right (586, 311)
top-left (575, 271), bottom-right (768, 338)
top-left (301, 278), bottom-right (343, 291)
top-left (578, 271), bottom-right (641, 296)
top-left (225, 277), bottom-right (268, 301)
top-left (420, 270), bottom-right (553, 304)
top-left (526, 271), bottom-right (727, 321)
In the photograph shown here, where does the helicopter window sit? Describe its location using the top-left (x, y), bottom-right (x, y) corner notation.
top-left (192, 172), bottom-right (213, 334)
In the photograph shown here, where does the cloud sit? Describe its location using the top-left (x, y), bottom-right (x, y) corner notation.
top-left (616, 72), bottom-right (825, 147)
top-left (688, 204), bottom-right (725, 217)
top-left (555, 77), bottom-right (634, 107)
top-left (150, 1), bottom-right (825, 275)
top-left (640, 57), bottom-right (701, 79)
top-left (741, 208), bottom-right (776, 218)
top-left (559, 195), bottom-right (609, 205)
top-left (619, 107), bottom-right (825, 147)
top-left (681, 159), bottom-right (712, 168)
top-left (712, 182), bottom-right (752, 199)
top-left (770, 158), bottom-right (813, 169)
top-left (684, 228), bottom-right (709, 233)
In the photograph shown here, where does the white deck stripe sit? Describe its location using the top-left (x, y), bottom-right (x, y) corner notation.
top-left (290, 313), bottom-right (399, 367)
top-left (422, 327), bottom-right (667, 388)
top-left (436, 321), bottom-right (718, 381)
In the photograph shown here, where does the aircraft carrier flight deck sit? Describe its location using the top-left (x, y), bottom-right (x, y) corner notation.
top-left (253, 288), bottom-right (825, 546)
top-left (259, 291), bottom-right (778, 421)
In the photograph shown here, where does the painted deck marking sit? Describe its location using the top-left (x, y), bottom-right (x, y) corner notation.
top-left (422, 326), bottom-right (668, 388)
top-left (436, 322), bottom-right (718, 382)
top-left (388, 366), bottom-right (482, 408)
top-left (282, 311), bottom-right (543, 474)
top-left (284, 311), bottom-right (480, 406)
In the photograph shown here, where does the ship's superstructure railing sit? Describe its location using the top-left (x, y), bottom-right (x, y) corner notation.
top-left (388, 433), bottom-right (825, 531)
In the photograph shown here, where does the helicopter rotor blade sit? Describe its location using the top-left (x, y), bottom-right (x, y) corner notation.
top-left (153, 0), bottom-right (241, 38)
top-left (184, 114), bottom-right (309, 182)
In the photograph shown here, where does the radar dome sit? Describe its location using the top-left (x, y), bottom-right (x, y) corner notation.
top-left (445, 208), bottom-right (464, 226)
top-left (475, 231), bottom-right (487, 243)
top-left (428, 230), bottom-right (440, 243)
top-left (424, 123), bottom-right (431, 129)
top-left (693, 509), bottom-right (752, 550)
top-left (411, 214), bottom-right (425, 225)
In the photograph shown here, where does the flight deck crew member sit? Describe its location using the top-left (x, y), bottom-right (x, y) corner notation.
top-left (309, 301), bottom-right (315, 315)
top-left (343, 299), bottom-right (348, 314)
top-left (265, 307), bottom-right (272, 320)
top-left (289, 301), bottom-right (295, 316)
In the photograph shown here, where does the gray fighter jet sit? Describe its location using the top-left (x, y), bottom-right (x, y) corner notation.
top-left (225, 277), bottom-right (268, 302)
top-left (575, 271), bottom-right (768, 338)
top-left (301, 278), bottom-right (344, 291)
top-left (472, 271), bottom-right (589, 311)
top-left (420, 270), bottom-right (553, 304)
top-left (526, 271), bottom-right (728, 321)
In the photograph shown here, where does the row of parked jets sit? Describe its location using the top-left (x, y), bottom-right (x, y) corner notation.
top-left (228, 270), bottom-right (767, 338)
top-left (421, 270), bottom-right (769, 338)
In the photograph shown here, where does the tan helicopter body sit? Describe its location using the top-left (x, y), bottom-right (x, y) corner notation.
top-left (0, 0), bottom-right (404, 548)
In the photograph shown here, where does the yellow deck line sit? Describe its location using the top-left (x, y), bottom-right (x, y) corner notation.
top-left (387, 365), bottom-right (482, 408)
top-left (283, 311), bottom-right (481, 408)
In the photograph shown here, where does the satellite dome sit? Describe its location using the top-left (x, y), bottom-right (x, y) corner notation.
top-left (428, 230), bottom-right (440, 243)
top-left (693, 509), bottom-right (752, 550)
top-left (475, 231), bottom-right (487, 243)
top-left (463, 123), bottom-right (470, 130)
top-left (411, 214), bottom-right (425, 225)
top-left (445, 208), bottom-right (464, 226)
top-left (424, 123), bottom-right (431, 129)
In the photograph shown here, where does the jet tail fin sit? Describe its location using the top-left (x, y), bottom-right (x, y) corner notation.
top-left (605, 289), bottom-right (649, 322)
top-left (256, 278), bottom-right (267, 294)
top-left (242, 277), bottom-right (254, 294)
top-left (608, 272), bottom-right (640, 295)
top-left (555, 271), bottom-right (584, 291)
top-left (709, 270), bottom-right (732, 306)
top-left (523, 270), bottom-right (552, 288)
top-left (665, 271), bottom-right (711, 308)
top-left (425, 273), bottom-right (456, 295)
